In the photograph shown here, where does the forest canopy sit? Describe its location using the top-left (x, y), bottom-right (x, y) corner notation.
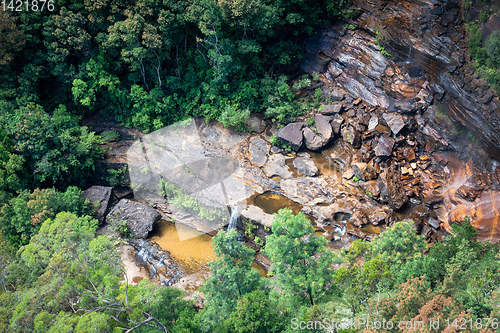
top-left (1, 0), bottom-right (348, 134)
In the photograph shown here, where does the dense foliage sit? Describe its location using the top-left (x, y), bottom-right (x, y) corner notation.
top-left (0, 186), bottom-right (90, 247)
top-left (466, 4), bottom-right (500, 92)
top-left (0, 212), bottom-right (198, 332)
top-left (0, 0), bottom-right (349, 243)
top-left (1, 0), bottom-right (347, 134)
top-left (0, 203), bottom-right (499, 332)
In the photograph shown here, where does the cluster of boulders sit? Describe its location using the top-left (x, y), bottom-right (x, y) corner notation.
top-left (83, 185), bottom-right (161, 238)
top-left (81, 185), bottom-right (183, 285)
top-left (276, 114), bottom-right (339, 152)
top-left (274, 100), bottom-right (445, 241)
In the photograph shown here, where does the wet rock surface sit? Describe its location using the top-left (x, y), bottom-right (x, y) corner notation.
top-left (130, 239), bottom-right (184, 286)
top-left (293, 157), bottom-right (319, 177)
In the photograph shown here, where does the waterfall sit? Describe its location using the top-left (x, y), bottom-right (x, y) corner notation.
top-left (228, 205), bottom-right (240, 231)
top-left (407, 46), bottom-right (413, 64)
top-left (332, 221), bottom-right (347, 242)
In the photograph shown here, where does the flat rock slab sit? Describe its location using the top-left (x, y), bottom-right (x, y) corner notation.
top-left (241, 205), bottom-right (274, 228)
top-left (249, 136), bottom-right (268, 167)
top-left (383, 113), bottom-right (405, 135)
top-left (264, 154), bottom-right (293, 179)
top-left (293, 157), bottom-right (319, 177)
top-left (82, 185), bottom-right (113, 225)
top-left (107, 199), bottom-right (161, 239)
top-left (276, 123), bottom-right (304, 151)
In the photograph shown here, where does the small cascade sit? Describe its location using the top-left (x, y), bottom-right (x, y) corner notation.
top-left (228, 205), bottom-right (240, 231)
top-left (406, 46), bottom-right (413, 64)
top-left (332, 221), bottom-right (347, 242)
top-left (228, 205), bottom-right (245, 241)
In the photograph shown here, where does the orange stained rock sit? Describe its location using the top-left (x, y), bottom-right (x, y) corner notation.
top-left (390, 78), bottom-right (425, 98)
top-left (443, 191), bottom-right (500, 242)
top-left (439, 156), bottom-right (500, 242)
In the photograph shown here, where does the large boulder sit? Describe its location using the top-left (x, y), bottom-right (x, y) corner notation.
top-left (303, 128), bottom-right (325, 151)
top-left (82, 186), bottom-right (113, 225)
top-left (374, 134), bottom-right (395, 157)
top-left (107, 199), bottom-right (161, 239)
top-left (293, 157), bottom-right (319, 177)
top-left (303, 115), bottom-right (335, 150)
top-left (276, 123), bottom-right (304, 151)
top-left (382, 113), bottom-right (405, 135)
top-left (314, 114), bottom-right (333, 141)
top-left (377, 167), bottom-right (408, 210)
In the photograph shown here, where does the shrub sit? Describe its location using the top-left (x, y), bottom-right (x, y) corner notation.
top-left (371, 219), bottom-right (427, 266)
top-left (486, 30), bottom-right (500, 67)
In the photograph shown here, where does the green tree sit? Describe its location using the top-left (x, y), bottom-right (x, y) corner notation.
top-left (42, 7), bottom-right (93, 82)
top-left (0, 11), bottom-right (25, 66)
top-left (0, 234), bottom-right (13, 292)
top-left (223, 290), bottom-right (286, 333)
top-left (486, 30), bottom-right (500, 67)
top-left (104, 6), bottom-right (164, 90)
top-left (371, 219), bottom-right (427, 266)
top-left (7, 210), bottom-right (196, 332)
top-left (0, 128), bottom-right (25, 203)
top-left (0, 186), bottom-right (89, 247)
top-left (264, 208), bottom-right (335, 306)
top-left (3, 103), bottom-right (101, 187)
top-left (365, 276), bottom-right (476, 333)
top-left (199, 229), bottom-right (262, 331)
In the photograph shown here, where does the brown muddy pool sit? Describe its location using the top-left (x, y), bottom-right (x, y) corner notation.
top-left (252, 191), bottom-right (303, 215)
top-left (149, 220), bottom-right (269, 279)
top-left (150, 220), bottom-right (216, 273)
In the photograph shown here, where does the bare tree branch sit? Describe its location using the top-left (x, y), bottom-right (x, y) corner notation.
top-left (124, 313), bottom-right (169, 333)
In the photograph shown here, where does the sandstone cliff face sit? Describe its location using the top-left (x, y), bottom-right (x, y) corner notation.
top-left (298, 0), bottom-right (500, 241)
top-left (301, 0), bottom-right (500, 161)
